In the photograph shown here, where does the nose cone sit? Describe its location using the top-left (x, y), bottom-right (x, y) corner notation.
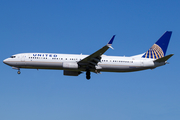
top-left (3, 59), bottom-right (7, 63)
top-left (3, 58), bottom-right (17, 67)
top-left (3, 58), bottom-right (10, 65)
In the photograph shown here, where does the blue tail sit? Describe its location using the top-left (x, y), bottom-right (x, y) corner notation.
top-left (142, 31), bottom-right (172, 59)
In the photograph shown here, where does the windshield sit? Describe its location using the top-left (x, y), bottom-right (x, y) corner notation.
top-left (10, 56), bottom-right (16, 58)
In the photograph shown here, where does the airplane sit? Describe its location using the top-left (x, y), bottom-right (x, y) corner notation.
top-left (3, 31), bottom-right (173, 80)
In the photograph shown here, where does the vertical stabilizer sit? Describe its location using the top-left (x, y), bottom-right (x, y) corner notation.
top-left (142, 31), bottom-right (172, 59)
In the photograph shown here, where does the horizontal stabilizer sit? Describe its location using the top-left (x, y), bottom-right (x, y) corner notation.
top-left (154, 54), bottom-right (174, 62)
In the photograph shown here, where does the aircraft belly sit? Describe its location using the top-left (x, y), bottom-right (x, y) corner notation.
top-left (18, 61), bottom-right (63, 69)
top-left (99, 64), bottom-right (144, 72)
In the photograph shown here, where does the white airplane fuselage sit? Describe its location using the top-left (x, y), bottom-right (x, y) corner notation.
top-left (3, 53), bottom-right (165, 72)
top-left (3, 31), bottom-right (173, 79)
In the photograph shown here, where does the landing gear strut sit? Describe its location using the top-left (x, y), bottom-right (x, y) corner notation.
top-left (86, 70), bottom-right (91, 80)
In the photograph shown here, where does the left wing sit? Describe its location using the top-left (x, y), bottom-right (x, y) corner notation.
top-left (78, 35), bottom-right (115, 69)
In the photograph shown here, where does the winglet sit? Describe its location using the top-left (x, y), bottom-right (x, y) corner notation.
top-left (107, 35), bottom-right (115, 49)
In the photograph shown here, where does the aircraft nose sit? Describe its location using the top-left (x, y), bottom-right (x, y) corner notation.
top-left (3, 58), bottom-right (9, 65)
top-left (3, 58), bottom-right (16, 66)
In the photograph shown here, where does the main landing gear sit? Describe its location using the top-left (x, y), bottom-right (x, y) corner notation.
top-left (86, 70), bottom-right (91, 80)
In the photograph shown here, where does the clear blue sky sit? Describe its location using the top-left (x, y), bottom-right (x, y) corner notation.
top-left (0, 0), bottom-right (180, 120)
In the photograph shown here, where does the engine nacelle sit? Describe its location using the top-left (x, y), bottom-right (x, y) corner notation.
top-left (64, 70), bottom-right (82, 76)
top-left (63, 62), bottom-right (78, 69)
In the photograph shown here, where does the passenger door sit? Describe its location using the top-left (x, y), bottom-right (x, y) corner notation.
top-left (21, 55), bottom-right (25, 62)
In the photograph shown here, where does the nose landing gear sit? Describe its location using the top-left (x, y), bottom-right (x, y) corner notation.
top-left (17, 70), bottom-right (21, 74)
top-left (12, 67), bottom-right (21, 74)
top-left (16, 68), bottom-right (21, 74)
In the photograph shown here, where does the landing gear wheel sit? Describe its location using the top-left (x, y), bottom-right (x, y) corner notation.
top-left (86, 70), bottom-right (91, 80)
top-left (17, 71), bottom-right (21, 74)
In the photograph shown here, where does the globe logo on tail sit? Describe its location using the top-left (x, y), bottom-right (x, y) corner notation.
top-left (143, 44), bottom-right (164, 59)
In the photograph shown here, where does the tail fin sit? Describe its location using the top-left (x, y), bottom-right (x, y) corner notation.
top-left (142, 31), bottom-right (172, 59)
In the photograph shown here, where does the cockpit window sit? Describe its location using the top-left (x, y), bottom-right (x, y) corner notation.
top-left (10, 56), bottom-right (16, 58)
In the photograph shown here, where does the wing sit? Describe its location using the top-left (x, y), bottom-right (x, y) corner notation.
top-left (78, 35), bottom-right (115, 69)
